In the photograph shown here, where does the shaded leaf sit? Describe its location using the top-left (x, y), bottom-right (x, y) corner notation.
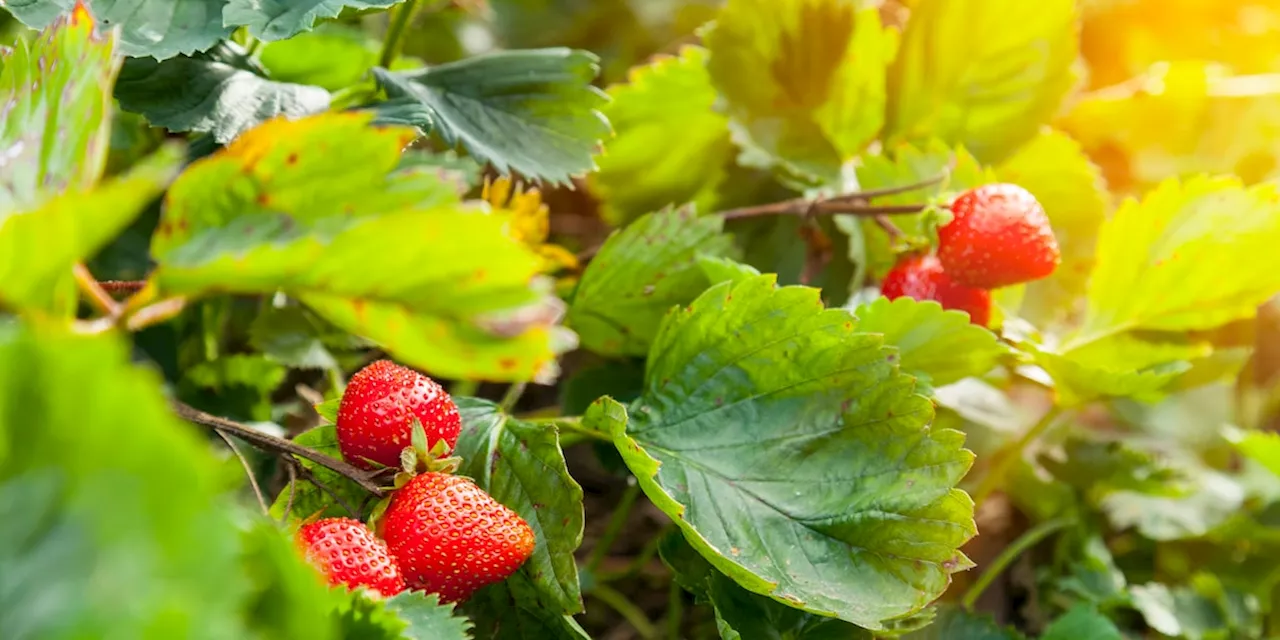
top-left (115, 42), bottom-right (330, 144)
top-left (901, 606), bottom-right (1025, 640)
top-left (705, 0), bottom-right (894, 180)
top-left (4, 0), bottom-right (230, 59)
top-left (1039, 435), bottom-right (1184, 500)
top-left (224, 0), bottom-right (399, 42)
top-left (851, 296), bottom-right (1009, 389)
top-left (584, 275), bottom-right (976, 629)
top-left (589, 45), bottom-right (732, 225)
top-left (1039, 605), bottom-right (1123, 640)
top-left (151, 113), bottom-right (569, 382)
top-left (1130, 576), bottom-right (1263, 640)
top-left (1102, 464), bottom-right (1244, 540)
top-left (567, 208), bottom-right (735, 356)
top-left (269, 425), bottom-right (374, 524)
top-left (885, 0), bottom-right (1079, 162)
top-left (372, 48), bottom-right (610, 184)
top-left (0, 145), bottom-right (182, 314)
top-left (454, 398), bottom-right (584, 615)
top-left (0, 2), bottom-right (118, 212)
top-left (249, 304), bottom-right (344, 371)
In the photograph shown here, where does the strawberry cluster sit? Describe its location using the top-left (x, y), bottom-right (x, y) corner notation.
top-left (881, 183), bottom-right (1061, 326)
top-left (295, 360), bottom-right (535, 604)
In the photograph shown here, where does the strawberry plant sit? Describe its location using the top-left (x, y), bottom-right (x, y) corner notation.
top-left (3, 0), bottom-right (1280, 638)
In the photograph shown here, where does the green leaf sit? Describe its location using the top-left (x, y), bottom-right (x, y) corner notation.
top-left (885, 0), bottom-right (1079, 162)
top-left (238, 519), bottom-right (340, 639)
top-left (1101, 463), bottom-right (1244, 540)
top-left (1075, 177), bottom-right (1280, 345)
top-left (258, 24), bottom-right (381, 92)
top-left (1224, 426), bottom-right (1280, 478)
top-left (584, 275), bottom-right (977, 629)
top-left (224, 0), bottom-right (399, 42)
top-left (1039, 435), bottom-right (1184, 500)
top-left (269, 425), bottom-right (374, 524)
top-left (332, 589), bottom-right (407, 640)
top-left (659, 531), bottom-right (871, 640)
top-left (0, 144), bottom-right (183, 314)
top-left (464, 588), bottom-right (590, 640)
top-left (1039, 605), bottom-right (1122, 640)
top-left (901, 606), bottom-right (1024, 640)
top-left (454, 398), bottom-right (584, 615)
top-left (0, 323), bottom-right (285, 637)
top-left (0, 3), bottom-right (118, 212)
top-left (372, 48), bottom-right (610, 184)
top-left (851, 297), bottom-right (1008, 389)
top-left (1129, 577), bottom-right (1262, 640)
top-left (151, 113), bottom-right (569, 382)
top-left (385, 591), bottom-right (473, 640)
top-left (567, 208), bottom-right (735, 356)
top-left (1030, 337), bottom-right (1198, 407)
top-left (697, 255), bottom-right (763, 287)
top-left (589, 45), bottom-right (733, 225)
top-left (249, 304), bottom-right (343, 371)
top-left (315, 399), bottom-right (340, 424)
top-left (704, 0), bottom-right (895, 180)
top-left (115, 42), bottom-right (330, 144)
top-left (995, 129), bottom-right (1109, 325)
top-left (4, 0), bottom-right (231, 59)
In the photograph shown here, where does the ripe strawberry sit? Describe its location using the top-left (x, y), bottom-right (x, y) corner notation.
top-left (337, 360), bottom-right (461, 470)
top-left (882, 255), bottom-right (992, 326)
top-left (382, 472), bottom-right (536, 603)
top-left (937, 183), bottom-right (1060, 289)
top-left (296, 517), bottom-right (405, 597)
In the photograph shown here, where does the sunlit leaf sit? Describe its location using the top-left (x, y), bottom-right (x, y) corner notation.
top-left (4, 0), bottom-right (231, 59)
top-left (567, 208), bottom-right (735, 356)
top-left (705, 0), bottom-right (895, 179)
top-left (258, 24), bottom-right (381, 92)
top-left (851, 296), bottom-right (1009, 389)
top-left (151, 113), bottom-right (569, 382)
top-left (372, 48), bottom-right (610, 185)
top-left (1223, 426), bottom-right (1280, 478)
top-left (1030, 337), bottom-right (1198, 407)
top-left (0, 2), bottom-right (117, 212)
top-left (115, 42), bottom-right (330, 144)
top-left (885, 0), bottom-right (1079, 162)
top-left (585, 275), bottom-right (976, 629)
top-left (589, 46), bottom-right (733, 225)
top-left (224, 0), bottom-right (400, 42)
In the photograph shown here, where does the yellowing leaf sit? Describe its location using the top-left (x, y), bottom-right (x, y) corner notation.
top-left (481, 176), bottom-right (577, 273)
top-left (590, 46), bottom-right (733, 225)
top-left (886, 0), bottom-right (1079, 163)
top-left (705, 0), bottom-right (896, 179)
top-left (1073, 176), bottom-right (1280, 346)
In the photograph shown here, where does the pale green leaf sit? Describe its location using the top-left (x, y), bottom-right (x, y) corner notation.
top-left (259, 24), bottom-right (380, 92)
top-left (1030, 333), bottom-right (1208, 406)
top-left (1223, 426), bottom-right (1280, 478)
top-left (705, 0), bottom-right (895, 179)
top-left (0, 144), bottom-right (182, 314)
top-left (1076, 176), bottom-right (1280, 344)
top-left (151, 113), bottom-right (567, 382)
top-left (567, 208), bottom-right (735, 356)
top-left (589, 46), bottom-right (733, 225)
top-left (454, 398), bottom-right (584, 615)
top-left (1102, 465), bottom-right (1244, 540)
top-left (385, 591), bottom-right (473, 640)
top-left (996, 129), bottom-right (1109, 325)
top-left (697, 255), bottom-right (762, 287)
top-left (372, 49), bottom-right (610, 185)
top-left (1129, 577), bottom-right (1262, 640)
top-left (224, 0), bottom-right (399, 42)
top-left (851, 297), bottom-right (1008, 389)
top-left (885, 0), bottom-right (1079, 162)
top-left (4, 0), bottom-right (231, 59)
top-left (1040, 605), bottom-right (1123, 640)
top-left (0, 4), bottom-right (117, 212)
top-left (584, 275), bottom-right (976, 629)
top-left (115, 42), bottom-right (330, 144)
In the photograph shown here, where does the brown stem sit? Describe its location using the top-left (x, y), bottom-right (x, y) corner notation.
top-left (99, 280), bottom-right (148, 295)
top-left (215, 429), bottom-right (269, 514)
top-left (171, 401), bottom-right (386, 497)
top-left (873, 214), bottom-right (904, 241)
top-left (73, 264), bottom-right (121, 318)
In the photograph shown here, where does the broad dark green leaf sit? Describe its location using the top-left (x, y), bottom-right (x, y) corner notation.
top-left (902, 606), bottom-right (1024, 640)
top-left (150, 113), bottom-right (569, 382)
top-left (4, 0), bottom-right (231, 59)
top-left (585, 275), bottom-right (977, 629)
top-left (589, 45), bottom-right (733, 225)
top-left (1040, 604), bottom-right (1123, 640)
top-left (269, 425), bottom-right (374, 524)
top-left (567, 208), bottom-right (735, 356)
top-left (885, 0), bottom-right (1079, 162)
top-left (659, 531), bottom-right (871, 640)
top-left (0, 145), bottom-right (183, 314)
top-left (454, 398), bottom-right (584, 615)
top-left (851, 297), bottom-right (1008, 389)
top-left (0, 322), bottom-right (324, 638)
top-left (465, 582), bottom-right (590, 640)
top-left (704, 0), bottom-right (894, 180)
top-left (372, 48), bottom-right (610, 184)
top-left (223, 0), bottom-right (400, 42)
top-left (385, 591), bottom-right (473, 640)
top-left (115, 42), bottom-right (330, 144)
top-left (0, 3), bottom-right (117, 212)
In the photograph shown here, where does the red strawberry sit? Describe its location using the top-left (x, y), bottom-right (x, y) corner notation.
top-left (937, 183), bottom-right (1060, 289)
top-left (296, 517), bottom-right (405, 597)
top-left (337, 360), bottom-right (461, 470)
top-left (882, 255), bottom-right (992, 326)
top-left (382, 472), bottom-right (536, 603)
